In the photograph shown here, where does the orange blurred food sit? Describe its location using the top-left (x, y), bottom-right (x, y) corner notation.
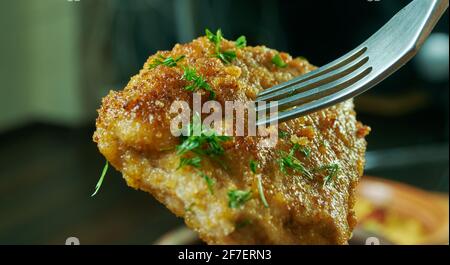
top-left (355, 177), bottom-right (449, 245)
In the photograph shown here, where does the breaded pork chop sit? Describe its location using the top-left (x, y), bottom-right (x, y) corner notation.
top-left (93, 34), bottom-right (370, 244)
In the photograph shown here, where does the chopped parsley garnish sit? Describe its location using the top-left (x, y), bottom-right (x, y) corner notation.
top-left (293, 143), bottom-right (311, 158)
top-left (278, 145), bottom-right (312, 178)
top-left (149, 54), bottom-right (185, 69)
top-left (182, 66), bottom-right (216, 99)
top-left (91, 160), bottom-right (109, 197)
top-left (256, 175), bottom-right (269, 208)
top-left (249, 159), bottom-right (258, 174)
top-left (216, 50), bottom-right (236, 64)
top-left (199, 171), bottom-right (215, 194)
top-left (177, 156), bottom-right (202, 170)
top-left (176, 115), bottom-right (231, 156)
top-left (177, 131), bottom-right (230, 156)
top-left (228, 189), bottom-right (252, 208)
top-left (272, 53), bottom-right (287, 68)
top-left (176, 114), bottom-right (230, 194)
top-left (249, 160), bottom-right (269, 208)
top-left (205, 28), bottom-right (243, 64)
top-left (206, 28), bottom-right (223, 45)
top-left (315, 163), bottom-right (340, 187)
top-left (235, 36), bottom-right (247, 48)
top-left (279, 130), bottom-right (290, 140)
top-left (280, 130), bottom-right (311, 157)
top-left (177, 156), bottom-right (215, 194)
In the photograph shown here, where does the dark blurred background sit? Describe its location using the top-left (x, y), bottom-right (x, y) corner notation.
top-left (0, 0), bottom-right (448, 244)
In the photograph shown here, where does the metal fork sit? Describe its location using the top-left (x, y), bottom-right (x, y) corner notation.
top-left (256, 0), bottom-right (448, 126)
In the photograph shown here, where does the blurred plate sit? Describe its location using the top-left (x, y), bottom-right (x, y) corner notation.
top-left (352, 176), bottom-right (448, 245)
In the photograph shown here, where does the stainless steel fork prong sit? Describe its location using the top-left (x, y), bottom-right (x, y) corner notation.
top-left (256, 0), bottom-right (448, 126)
top-left (256, 54), bottom-right (370, 113)
top-left (257, 47), bottom-right (368, 98)
top-left (257, 48), bottom-right (369, 104)
top-left (258, 67), bottom-right (374, 126)
top-left (258, 63), bottom-right (372, 114)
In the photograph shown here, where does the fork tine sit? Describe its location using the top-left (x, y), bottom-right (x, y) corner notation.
top-left (257, 46), bottom-right (367, 97)
top-left (256, 67), bottom-right (373, 126)
top-left (257, 53), bottom-right (369, 103)
top-left (256, 0), bottom-right (448, 126)
top-left (256, 56), bottom-right (370, 113)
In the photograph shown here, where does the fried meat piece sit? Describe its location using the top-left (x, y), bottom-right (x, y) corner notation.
top-left (93, 35), bottom-right (370, 244)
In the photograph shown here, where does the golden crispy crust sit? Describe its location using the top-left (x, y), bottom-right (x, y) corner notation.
top-left (93, 36), bottom-right (370, 244)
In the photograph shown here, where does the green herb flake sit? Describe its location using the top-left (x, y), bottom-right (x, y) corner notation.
top-left (279, 130), bottom-right (290, 140)
top-left (316, 163), bottom-right (340, 187)
top-left (177, 156), bottom-right (202, 170)
top-left (182, 66), bottom-right (216, 99)
top-left (176, 115), bottom-right (231, 156)
top-left (298, 146), bottom-right (311, 157)
top-left (249, 159), bottom-right (258, 174)
top-left (176, 114), bottom-right (231, 194)
top-left (278, 146), bottom-right (312, 179)
top-left (257, 175), bottom-right (269, 208)
top-left (205, 28), bottom-right (238, 64)
top-left (91, 160), bottom-right (109, 197)
top-left (228, 189), bottom-right (252, 208)
top-left (200, 171), bottom-right (215, 194)
top-left (235, 36), bottom-right (247, 48)
top-left (206, 28), bottom-right (222, 47)
top-left (176, 131), bottom-right (230, 157)
top-left (292, 143), bottom-right (311, 158)
top-left (176, 136), bottom-right (201, 155)
top-left (216, 50), bottom-right (236, 64)
top-left (272, 53), bottom-right (287, 68)
top-left (149, 54), bottom-right (185, 69)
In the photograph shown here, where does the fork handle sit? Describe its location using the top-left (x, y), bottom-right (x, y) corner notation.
top-left (416, 0), bottom-right (449, 49)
